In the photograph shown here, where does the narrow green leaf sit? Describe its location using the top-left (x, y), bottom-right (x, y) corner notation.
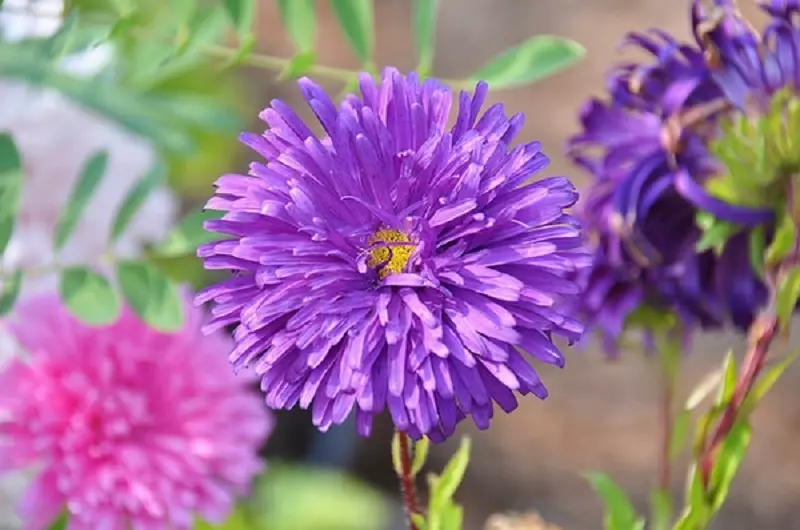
top-left (109, 164), bottom-right (166, 244)
top-left (390, 432), bottom-right (403, 476)
top-left (153, 209), bottom-right (225, 257)
top-left (669, 410), bottom-right (692, 460)
top-left (411, 436), bottom-right (430, 476)
top-left (777, 265), bottom-right (800, 329)
top-left (220, 0), bottom-right (255, 38)
top-left (59, 267), bottom-right (121, 326)
top-left (741, 346), bottom-right (800, 416)
top-left (0, 134), bottom-right (23, 256)
top-left (585, 472), bottom-right (642, 530)
top-left (673, 466), bottom-right (710, 530)
top-left (217, 34), bottom-right (256, 70)
top-left (748, 225), bottom-right (766, 278)
top-left (278, 50), bottom-right (317, 81)
top-left (330, 0), bottom-right (374, 64)
top-left (650, 488), bottom-right (672, 530)
top-left (431, 436), bottom-right (471, 507)
top-left (766, 211), bottom-right (796, 267)
top-left (709, 422), bottom-right (751, 511)
top-left (695, 218), bottom-right (739, 255)
top-left (47, 512), bottom-right (67, 530)
top-left (54, 151), bottom-right (108, 252)
top-left (717, 350), bottom-right (737, 406)
top-left (116, 260), bottom-right (184, 332)
top-left (0, 269), bottom-right (23, 316)
top-left (413, 0), bottom-right (437, 75)
top-left (410, 513), bottom-right (428, 530)
top-left (468, 35), bottom-right (584, 90)
top-left (40, 11), bottom-right (80, 59)
top-left (277, 0), bottom-right (316, 52)
top-left (440, 503), bottom-right (463, 530)
top-left (685, 367), bottom-right (723, 411)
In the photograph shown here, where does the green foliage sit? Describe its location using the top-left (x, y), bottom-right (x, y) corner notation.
top-left (154, 210), bottom-right (225, 258)
top-left (765, 210), bottom-right (797, 267)
top-left (277, 0), bottom-right (316, 52)
top-left (412, 0), bottom-right (437, 76)
top-left (54, 151), bottom-right (109, 251)
top-left (708, 422), bottom-right (751, 512)
top-left (585, 472), bottom-right (645, 530)
top-left (116, 260), bottom-right (184, 332)
top-left (390, 433), bottom-right (430, 477)
top-left (59, 266), bottom-right (121, 325)
top-left (110, 164), bottom-right (166, 244)
top-left (0, 269), bottom-right (22, 316)
top-left (777, 265), bottom-right (800, 329)
top-left (694, 212), bottom-right (739, 255)
top-left (469, 36), bottom-right (584, 90)
top-left (0, 134), bottom-right (22, 256)
top-left (425, 436), bottom-right (470, 530)
top-left (649, 488), bottom-right (672, 530)
top-left (220, 0), bottom-right (254, 41)
top-left (330, 0), bottom-right (375, 67)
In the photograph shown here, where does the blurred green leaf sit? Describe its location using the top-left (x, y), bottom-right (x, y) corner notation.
top-left (411, 513), bottom-right (428, 530)
top-left (59, 266), bottom-right (121, 325)
top-left (248, 463), bottom-right (388, 530)
top-left (0, 134), bottom-right (22, 256)
top-left (278, 0), bottom-right (316, 52)
top-left (39, 11), bottom-right (80, 60)
top-left (54, 151), bottom-right (108, 252)
top-left (695, 214), bottom-right (739, 255)
top-left (413, 0), bottom-right (437, 75)
top-left (685, 367), bottom-right (723, 411)
top-left (195, 504), bottom-right (251, 530)
top-left (440, 503), bottom-right (463, 530)
top-left (673, 466), bottom-right (710, 530)
top-left (47, 512), bottom-right (67, 530)
top-left (430, 436), bottom-right (470, 510)
top-left (110, 164), bottom-right (166, 244)
top-left (278, 50), bottom-right (317, 80)
top-left (153, 209), bottom-right (225, 257)
top-left (669, 409), bottom-right (692, 460)
top-left (741, 346), bottom-right (800, 416)
top-left (391, 432), bottom-right (403, 476)
top-left (748, 225), bottom-right (767, 278)
top-left (585, 472), bottom-right (644, 530)
top-left (709, 422), bottom-right (751, 511)
top-left (0, 269), bottom-right (23, 317)
top-left (777, 265), bottom-right (800, 329)
top-left (766, 211), bottom-right (796, 267)
top-left (412, 436), bottom-right (430, 476)
top-left (330, 0), bottom-right (374, 65)
top-left (624, 305), bottom-right (677, 333)
top-left (469, 35), bottom-right (584, 90)
top-left (716, 350), bottom-right (737, 406)
top-left (220, 0), bottom-right (254, 40)
top-left (116, 260), bottom-right (184, 332)
top-left (649, 488), bottom-right (672, 530)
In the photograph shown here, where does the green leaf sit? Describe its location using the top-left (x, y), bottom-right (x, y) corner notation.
top-left (695, 217), bottom-right (739, 255)
top-left (585, 472), bottom-right (644, 530)
top-left (278, 50), bottom-right (317, 81)
top-left (195, 504), bottom-right (251, 530)
top-left (717, 350), bottom-right (737, 406)
top-left (59, 267), bottom-right (121, 326)
top-left (411, 436), bottom-right (430, 476)
top-left (247, 463), bottom-right (388, 530)
top-left (47, 512), bottom-right (67, 530)
top-left (468, 35), bottom-right (584, 90)
top-left (54, 151), bottom-right (108, 252)
top-left (748, 225), bottom-right (766, 278)
top-left (330, 0), bottom-right (374, 65)
top-left (669, 409), bottom-right (692, 460)
top-left (411, 513), bottom-right (428, 530)
top-left (116, 260), bottom-right (184, 332)
top-left (277, 0), bottom-right (316, 52)
top-left (390, 432), bottom-right (403, 476)
top-left (709, 422), bottom-right (751, 511)
top-left (649, 488), bottom-right (672, 530)
top-left (412, 0), bottom-right (437, 75)
top-left (39, 11), bottom-right (80, 60)
top-left (220, 0), bottom-right (255, 39)
top-left (741, 346), bottom-right (800, 416)
top-left (765, 211), bottom-right (796, 267)
top-left (430, 436), bottom-right (471, 509)
top-left (0, 269), bottom-right (23, 317)
top-left (685, 367), bottom-right (723, 411)
top-left (153, 209), bottom-right (225, 257)
top-left (0, 134), bottom-right (23, 256)
top-left (440, 503), bottom-right (463, 530)
top-left (777, 265), bottom-right (800, 329)
top-left (109, 164), bottom-right (166, 244)
top-left (673, 466), bottom-right (711, 530)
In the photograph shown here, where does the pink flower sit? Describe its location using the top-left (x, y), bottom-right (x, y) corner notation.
top-left (0, 294), bottom-right (272, 530)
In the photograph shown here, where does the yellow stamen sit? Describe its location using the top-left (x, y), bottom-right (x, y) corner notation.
top-left (367, 228), bottom-right (415, 279)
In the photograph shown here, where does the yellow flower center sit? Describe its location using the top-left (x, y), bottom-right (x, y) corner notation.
top-left (367, 228), bottom-right (415, 279)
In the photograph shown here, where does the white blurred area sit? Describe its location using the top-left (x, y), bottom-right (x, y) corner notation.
top-left (0, 2), bottom-right (179, 527)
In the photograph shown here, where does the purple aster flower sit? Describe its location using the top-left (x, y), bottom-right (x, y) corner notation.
top-left (569, 17), bottom-right (769, 353)
top-left (196, 68), bottom-right (587, 442)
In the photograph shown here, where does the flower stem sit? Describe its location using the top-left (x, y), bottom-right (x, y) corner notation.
top-left (658, 375), bottom-right (674, 490)
top-left (395, 431), bottom-right (420, 530)
top-left (699, 315), bottom-right (777, 486)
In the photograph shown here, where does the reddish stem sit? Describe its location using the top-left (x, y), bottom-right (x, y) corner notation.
top-left (396, 431), bottom-right (420, 530)
top-left (699, 316), bottom-right (778, 486)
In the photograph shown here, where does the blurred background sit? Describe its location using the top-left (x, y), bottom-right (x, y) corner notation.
top-left (1, 1), bottom-right (799, 529)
